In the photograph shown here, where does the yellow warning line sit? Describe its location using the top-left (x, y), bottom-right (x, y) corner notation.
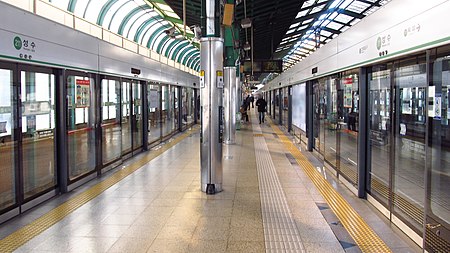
top-left (269, 122), bottom-right (392, 253)
top-left (0, 127), bottom-right (198, 253)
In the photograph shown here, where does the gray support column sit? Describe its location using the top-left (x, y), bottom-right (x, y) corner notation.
top-left (200, 37), bottom-right (224, 194)
top-left (224, 67), bottom-right (236, 144)
top-left (357, 67), bottom-right (368, 198)
top-left (307, 81), bottom-right (314, 152)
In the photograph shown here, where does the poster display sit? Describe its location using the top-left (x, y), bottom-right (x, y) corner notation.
top-left (343, 77), bottom-right (353, 108)
top-left (292, 83), bottom-right (306, 131)
top-left (76, 79), bottom-right (90, 108)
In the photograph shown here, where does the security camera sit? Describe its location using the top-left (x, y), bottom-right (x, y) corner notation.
top-left (165, 27), bottom-right (176, 36)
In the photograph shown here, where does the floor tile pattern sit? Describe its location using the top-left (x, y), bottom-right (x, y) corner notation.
top-left (253, 124), bottom-right (306, 253)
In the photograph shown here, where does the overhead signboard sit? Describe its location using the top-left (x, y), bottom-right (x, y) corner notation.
top-left (242, 60), bottom-right (282, 73)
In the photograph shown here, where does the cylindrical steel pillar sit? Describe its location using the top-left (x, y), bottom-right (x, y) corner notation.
top-left (224, 67), bottom-right (236, 144)
top-left (200, 37), bottom-right (224, 194)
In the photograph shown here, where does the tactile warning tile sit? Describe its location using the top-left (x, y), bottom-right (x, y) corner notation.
top-left (0, 126), bottom-right (199, 253)
top-left (268, 122), bottom-right (392, 253)
top-left (252, 123), bottom-right (306, 253)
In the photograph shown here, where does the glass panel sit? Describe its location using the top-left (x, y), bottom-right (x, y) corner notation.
top-left (173, 86), bottom-right (178, 132)
top-left (101, 79), bottom-right (121, 165)
top-left (21, 71), bottom-right (56, 198)
top-left (185, 88), bottom-right (194, 126)
top-left (161, 85), bottom-right (170, 137)
top-left (338, 71), bottom-right (359, 184)
top-left (132, 81), bottom-right (142, 150)
top-left (67, 75), bottom-right (96, 180)
top-left (148, 83), bottom-right (160, 144)
top-left (122, 81), bottom-right (131, 155)
top-left (324, 77), bottom-right (337, 167)
top-left (0, 68), bottom-right (16, 209)
top-left (283, 87), bottom-right (289, 127)
top-left (314, 78), bottom-right (327, 154)
top-left (394, 56), bottom-right (427, 230)
top-left (426, 47), bottom-right (450, 250)
top-left (368, 65), bottom-right (392, 206)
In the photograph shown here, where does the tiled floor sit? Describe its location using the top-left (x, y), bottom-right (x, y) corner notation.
top-left (0, 111), bottom-right (421, 252)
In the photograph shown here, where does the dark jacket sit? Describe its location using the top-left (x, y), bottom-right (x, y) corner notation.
top-left (256, 98), bottom-right (267, 112)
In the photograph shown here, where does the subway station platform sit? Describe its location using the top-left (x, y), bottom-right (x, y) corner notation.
top-left (0, 111), bottom-right (420, 253)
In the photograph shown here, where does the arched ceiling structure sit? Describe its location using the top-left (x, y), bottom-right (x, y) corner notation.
top-left (47, 0), bottom-right (200, 71)
top-left (164, 0), bottom-right (392, 72)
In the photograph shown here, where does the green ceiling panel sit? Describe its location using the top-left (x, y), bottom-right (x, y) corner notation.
top-left (135, 18), bottom-right (160, 43)
top-left (97, 0), bottom-right (119, 26)
top-left (186, 54), bottom-right (199, 69)
top-left (163, 39), bottom-right (182, 58)
top-left (184, 51), bottom-right (199, 66)
top-left (62, 0), bottom-right (199, 70)
top-left (146, 26), bottom-right (170, 49)
top-left (156, 36), bottom-right (171, 54)
top-left (170, 41), bottom-right (189, 60)
top-left (118, 5), bottom-right (151, 35)
top-left (107, 0), bottom-right (132, 30)
top-left (163, 16), bottom-right (183, 25)
top-left (68, 0), bottom-right (77, 12)
top-left (176, 46), bottom-right (194, 63)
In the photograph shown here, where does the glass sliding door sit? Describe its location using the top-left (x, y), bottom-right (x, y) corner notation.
top-left (323, 77), bottom-right (338, 167)
top-left (393, 56), bottom-right (427, 230)
top-left (101, 78), bottom-right (121, 165)
top-left (172, 86), bottom-right (179, 132)
top-left (368, 65), bottom-right (392, 206)
top-left (161, 85), bottom-right (171, 137)
top-left (338, 71), bottom-right (359, 184)
top-left (21, 69), bottom-right (56, 198)
top-left (66, 73), bottom-right (96, 180)
top-left (121, 80), bottom-right (132, 156)
top-left (0, 67), bottom-right (16, 210)
top-left (282, 87), bottom-right (289, 127)
top-left (425, 46), bottom-right (450, 251)
top-left (148, 83), bottom-right (161, 144)
top-left (132, 80), bottom-right (142, 151)
top-left (313, 79), bottom-right (326, 155)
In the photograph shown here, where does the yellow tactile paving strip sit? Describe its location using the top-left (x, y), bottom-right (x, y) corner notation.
top-left (0, 127), bottom-right (198, 253)
top-left (269, 123), bottom-right (392, 253)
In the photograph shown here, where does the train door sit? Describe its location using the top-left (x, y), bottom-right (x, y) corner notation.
top-left (0, 62), bottom-right (58, 218)
top-left (65, 70), bottom-right (98, 182)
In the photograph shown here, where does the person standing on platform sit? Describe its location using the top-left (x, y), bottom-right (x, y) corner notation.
top-left (245, 95), bottom-right (251, 110)
top-left (256, 96), bottom-right (267, 124)
top-left (250, 95), bottom-right (254, 108)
